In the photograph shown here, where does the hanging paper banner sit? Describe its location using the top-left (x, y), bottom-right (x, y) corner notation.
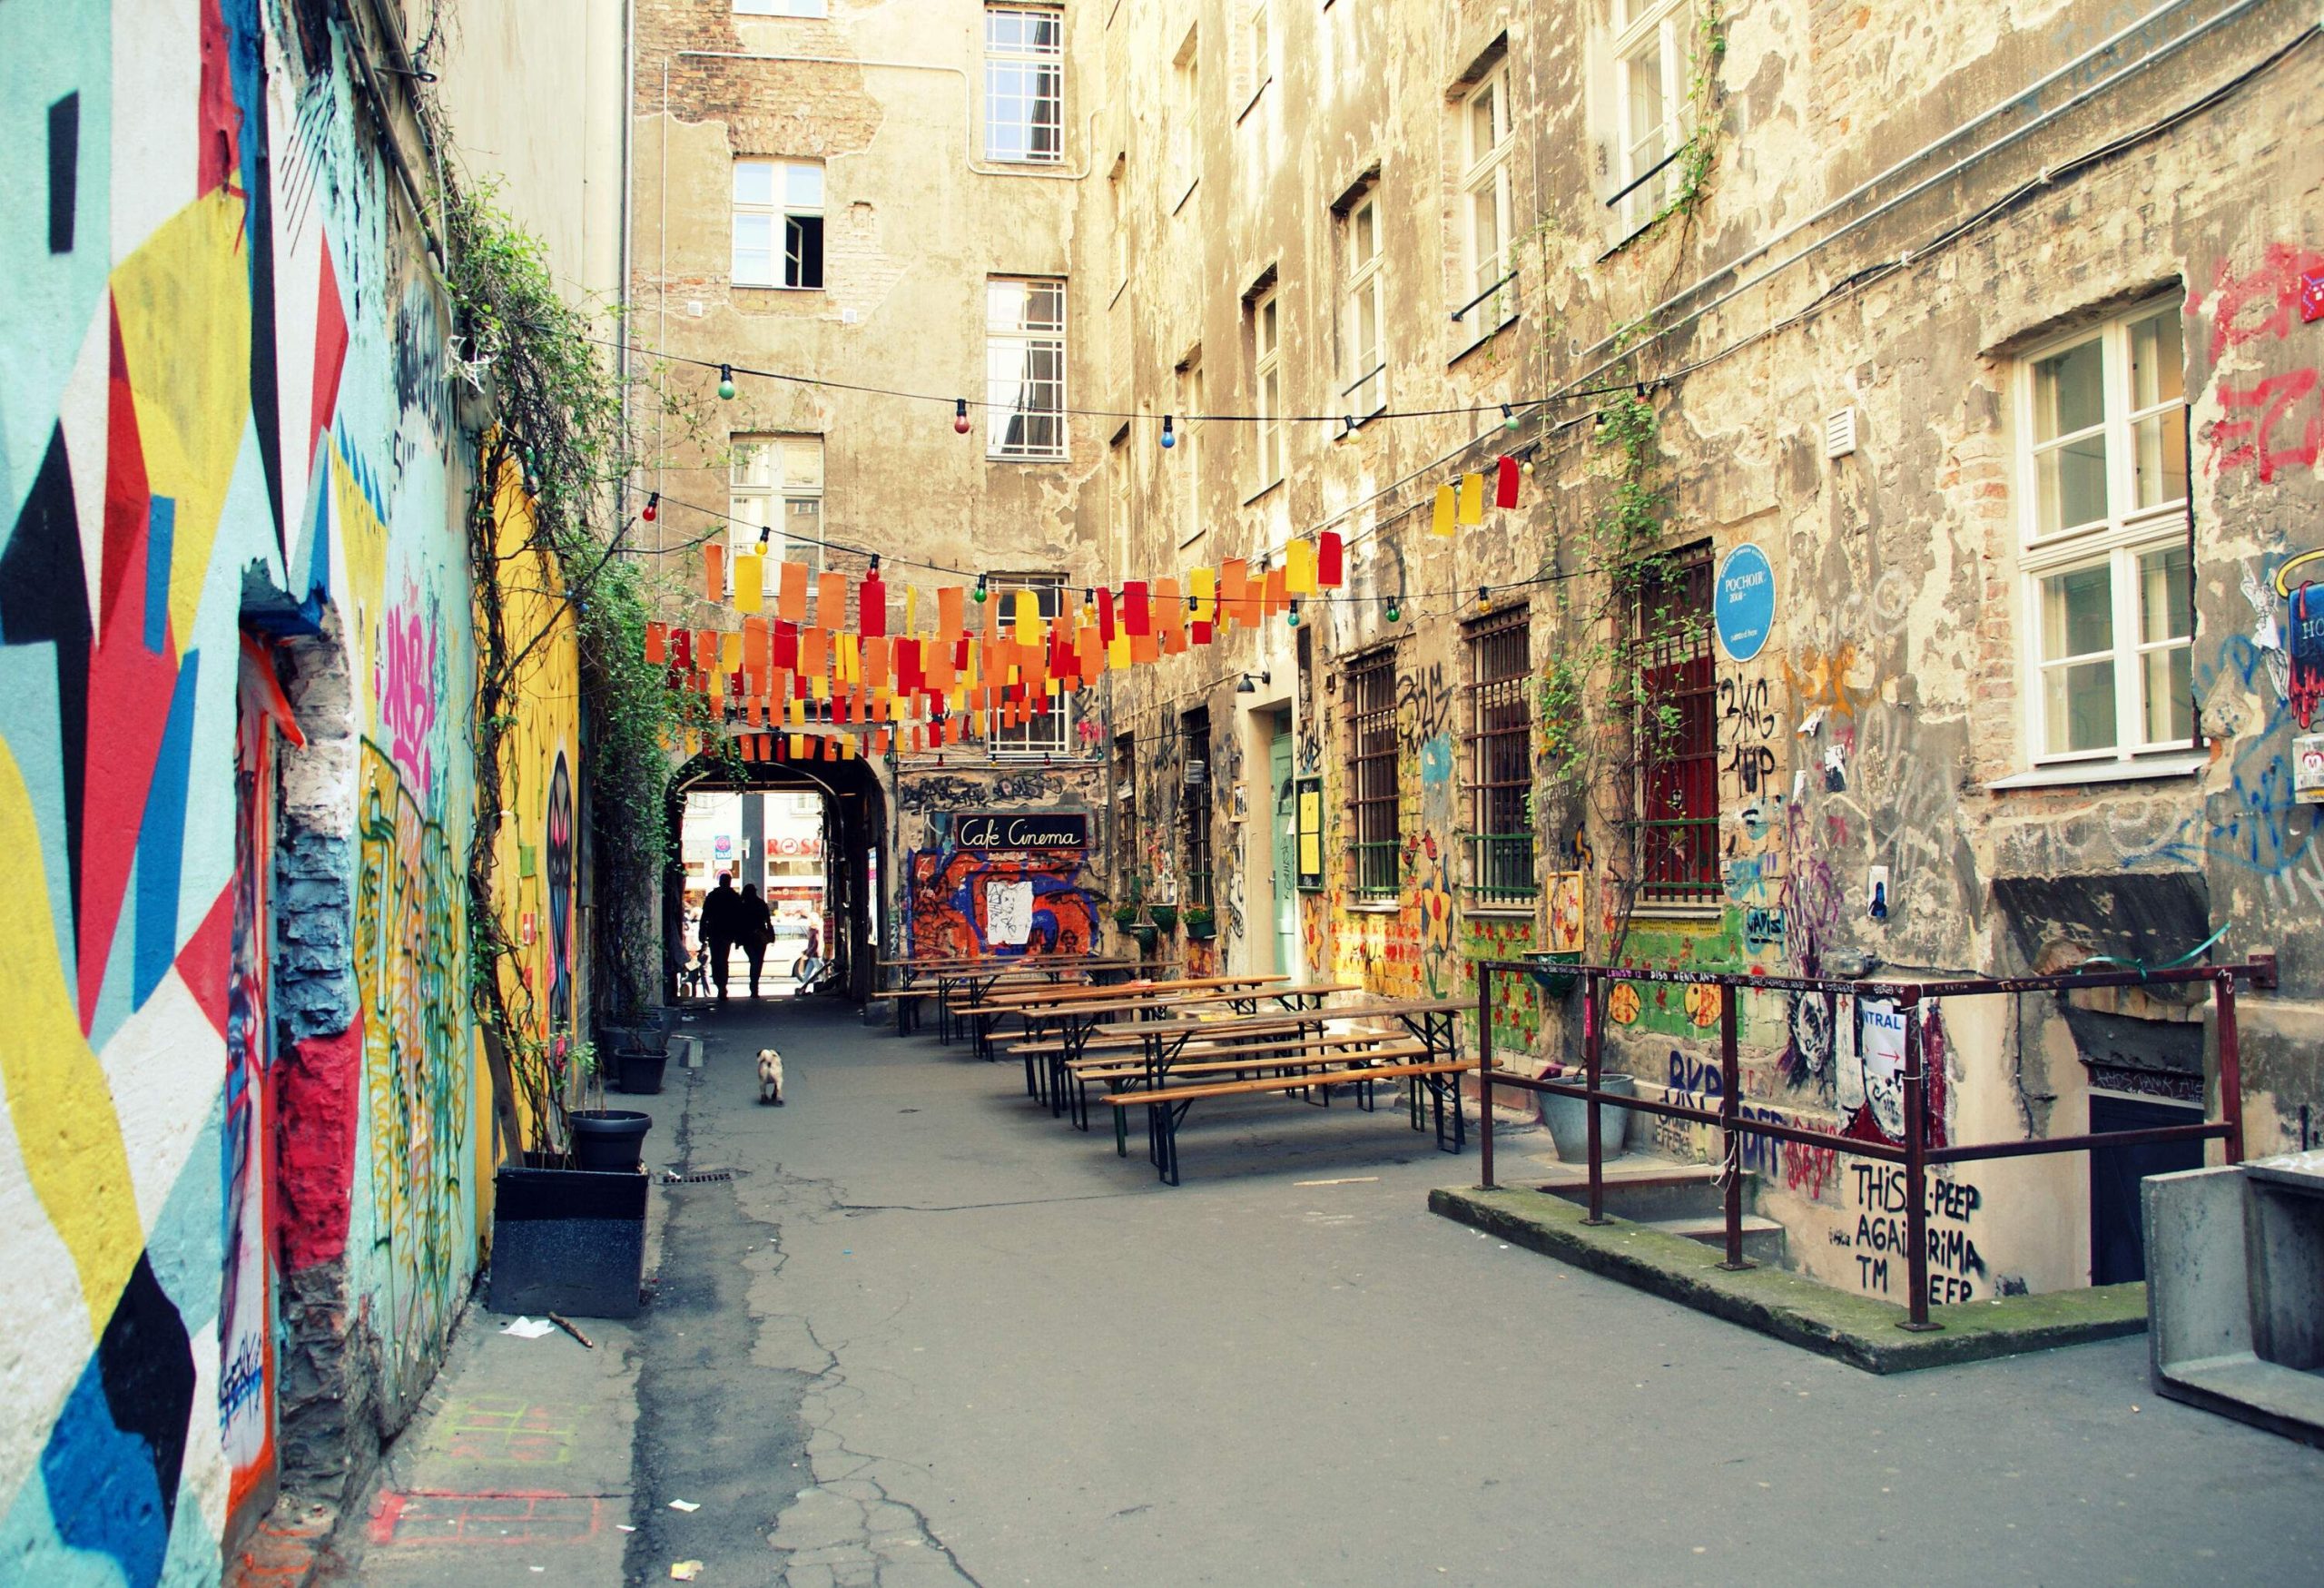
top-left (772, 620), bottom-right (799, 673)
top-left (1011, 587), bottom-right (1039, 640)
top-left (1122, 580), bottom-right (1151, 636)
top-left (861, 575), bottom-right (888, 637)
top-left (816, 571), bottom-right (847, 627)
top-left (1432, 485), bottom-right (1456, 537)
top-left (734, 552), bottom-right (764, 613)
top-left (1262, 566), bottom-right (1288, 616)
top-left (1285, 539), bottom-right (1317, 596)
top-left (704, 542), bottom-right (725, 600)
top-left (1097, 586), bottom-right (1117, 643)
top-left (743, 616), bottom-right (770, 674)
top-left (1190, 566), bottom-right (1217, 621)
top-left (790, 733), bottom-right (806, 759)
top-left (778, 560), bottom-right (809, 623)
top-left (1459, 472), bottom-right (1485, 525)
top-left (800, 626), bottom-right (827, 679)
top-left (1108, 634), bottom-right (1133, 670)
top-left (1318, 530), bottom-right (1344, 587)
top-left (1495, 455), bottom-right (1521, 509)
top-left (1155, 577), bottom-right (1184, 646)
top-left (1219, 559), bottom-right (1249, 626)
top-left (645, 622), bottom-right (668, 664)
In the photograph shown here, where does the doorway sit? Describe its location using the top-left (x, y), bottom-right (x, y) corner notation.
top-left (2089, 1091), bottom-right (2206, 1285)
top-left (1269, 718), bottom-right (1295, 978)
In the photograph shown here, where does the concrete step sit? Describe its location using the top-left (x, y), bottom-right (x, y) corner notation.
top-left (1532, 1158), bottom-right (1757, 1223)
top-left (1640, 1213), bottom-right (1787, 1267)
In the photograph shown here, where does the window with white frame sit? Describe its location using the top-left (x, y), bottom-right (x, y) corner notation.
top-left (735, 0), bottom-right (826, 15)
top-left (1459, 66), bottom-right (1513, 328)
top-left (733, 159), bottom-right (823, 289)
top-left (1177, 355), bottom-right (1206, 547)
top-left (986, 278), bottom-right (1068, 460)
top-left (989, 574), bottom-right (1072, 755)
top-left (1170, 26), bottom-right (1200, 211)
top-left (1251, 287), bottom-right (1283, 490)
top-left (985, 5), bottom-right (1064, 163)
top-left (1236, 2), bottom-right (1272, 116)
top-left (1610, 0), bottom-right (1689, 235)
top-left (729, 434), bottom-right (824, 575)
top-left (2017, 300), bottom-right (2193, 764)
top-left (1343, 192), bottom-right (1386, 418)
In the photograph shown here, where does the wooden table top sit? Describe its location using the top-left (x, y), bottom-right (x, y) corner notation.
top-left (977, 973), bottom-right (1289, 1008)
top-left (1007, 981), bottom-right (1359, 1022)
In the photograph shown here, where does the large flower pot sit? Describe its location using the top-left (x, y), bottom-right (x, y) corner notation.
top-left (570, 1108), bottom-right (652, 1170)
top-left (487, 1155), bottom-right (648, 1319)
top-left (614, 1049), bottom-right (669, 1095)
top-left (599, 1022), bottom-right (668, 1057)
top-left (1543, 1072), bottom-right (1638, 1162)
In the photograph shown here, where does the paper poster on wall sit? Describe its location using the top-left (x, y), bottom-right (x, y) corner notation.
top-left (1857, 998), bottom-right (1908, 1139)
top-left (1295, 777), bottom-right (1324, 889)
top-left (1544, 871), bottom-right (1585, 954)
top-left (986, 879), bottom-right (1034, 946)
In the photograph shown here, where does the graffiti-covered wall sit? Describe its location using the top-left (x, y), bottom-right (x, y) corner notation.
top-left (0, 3), bottom-right (508, 1577)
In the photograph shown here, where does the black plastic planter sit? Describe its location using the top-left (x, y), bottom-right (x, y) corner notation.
top-left (614, 1049), bottom-right (669, 1094)
top-left (570, 1108), bottom-right (652, 1169)
top-left (487, 1155), bottom-right (647, 1319)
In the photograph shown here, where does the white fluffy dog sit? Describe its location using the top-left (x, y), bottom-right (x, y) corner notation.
top-left (757, 1047), bottom-right (786, 1106)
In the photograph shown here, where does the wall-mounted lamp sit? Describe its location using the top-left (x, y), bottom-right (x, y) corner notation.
top-left (1236, 671), bottom-right (1272, 695)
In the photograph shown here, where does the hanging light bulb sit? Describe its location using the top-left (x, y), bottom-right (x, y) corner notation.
top-left (1160, 415), bottom-right (1177, 449)
top-left (642, 492), bottom-right (659, 522)
top-left (758, 525), bottom-right (773, 547)
top-left (954, 398), bottom-right (971, 434)
top-left (867, 554), bottom-right (881, 576)
top-left (717, 364), bottom-right (737, 400)
top-left (1339, 415), bottom-right (1357, 443)
top-left (1285, 599), bottom-right (1301, 627)
top-left (1502, 403), bottom-right (1521, 432)
top-left (1384, 598), bottom-right (1402, 623)
top-left (1521, 459), bottom-right (1536, 477)
top-left (972, 575), bottom-right (989, 605)
top-left (1478, 585), bottom-right (1492, 614)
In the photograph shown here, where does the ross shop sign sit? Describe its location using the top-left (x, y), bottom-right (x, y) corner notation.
top-left (953, 810), bottom-right (1089, 850)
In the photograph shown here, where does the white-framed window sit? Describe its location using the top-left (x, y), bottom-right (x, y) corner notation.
top-left (1170, 25), bottom-right (1200, 212)
top-left (735, 0), bottom-right (826, 15)
top-left (1177, 354), bottom-right (1206, 548)
top-left (733, 159), bottom-right (823, 289)
top-left (1236, 1), bottom-right (1272, 117)
top-left (2016, 300), bottom-right (2193, 765)
top-left (1611, 0), bottom-right (1689, 235)
top-left (989, 574), bottom-right (1072, 755)
top-left (986, 278), bottom-right (1068, 460)
top-left (985, 5), bottom-right (1064, 163)
top-left (1252, 287), bottom-right (1283, 491)
top-left (729, 434), bottom-right (824, 575)
top-left (1459, 66), bottom-right (1514, 329)
top-left (1343, 192), bottom-right (1386, 418)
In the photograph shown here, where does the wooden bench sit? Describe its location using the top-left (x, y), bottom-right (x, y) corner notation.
top-left (1107, 1058), bottom-right (1474, 1184)
top-left (1068, 1031), bottom-right (1423, 1137)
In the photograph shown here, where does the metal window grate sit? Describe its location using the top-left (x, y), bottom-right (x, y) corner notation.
top-left (1181, 709), bottom-right (1214, 908)
top-left (1631, 547), bottom-right (1718, 903)
top-left (1346, 649), bottom-right (1400, 900)
top-left (1465, 609), bottom-right (1533, 904)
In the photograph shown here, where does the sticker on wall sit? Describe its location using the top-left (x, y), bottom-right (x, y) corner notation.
top-left (986, 879), bottom-right (1034, 945)
top-left (2295, 735), bottom-right (2324, 805)
top-left (1713, 543), bottom-right (1776, 663)
top-left (1858, 999), bottom-right (1908, 1140)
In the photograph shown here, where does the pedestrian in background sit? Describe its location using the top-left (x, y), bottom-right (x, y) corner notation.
top-left (739, 883), bottom-right (774, 998)
top-left (699, 873), bottom-right (745, 1002)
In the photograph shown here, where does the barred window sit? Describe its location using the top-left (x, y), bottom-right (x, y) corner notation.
top-left (1465, 609), bottom-right (1532, 903)
top-left (1632, 545), bottom-right (1718, 903)
top-left (1181, 706), bottom-right (1214, 908)
top-left (988, 574), bottom-right (1070, 755)
top-left (1112, 731), bottom-right (1137, 884)
top-left (1346, 649), bottom-right (1399, 900)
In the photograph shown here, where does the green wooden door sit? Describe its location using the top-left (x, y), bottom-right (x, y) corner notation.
top-left (1270, 729), bottom-right (1296, 975)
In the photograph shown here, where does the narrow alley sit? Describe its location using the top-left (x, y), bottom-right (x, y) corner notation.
top-left (341, 1002), bottom-right (2324, 1587)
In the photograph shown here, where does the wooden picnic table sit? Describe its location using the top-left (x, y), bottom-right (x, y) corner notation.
top-left (883, 953), bottom-right (1147, 1040)
top-left (949, 974), bottom-right (1285, 1061)
top-left (1005, 981), bottom-right (1360, 1106)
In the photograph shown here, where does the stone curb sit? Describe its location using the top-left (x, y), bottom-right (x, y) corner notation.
top-left (1431, 1183), bottom-right (2149, 1374)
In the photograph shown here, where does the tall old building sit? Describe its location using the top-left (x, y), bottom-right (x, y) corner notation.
top-left (635, 0), bottom-right (2323, 1305)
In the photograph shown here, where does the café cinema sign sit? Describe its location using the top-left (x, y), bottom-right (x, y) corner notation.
top-left (953, 810), bottom-right (1089, 850)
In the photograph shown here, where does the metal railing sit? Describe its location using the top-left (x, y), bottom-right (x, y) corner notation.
top-left (1463, 833), bottom-right (1536, 906)
top-left (1473, 955), bottom-right (2278, 1330)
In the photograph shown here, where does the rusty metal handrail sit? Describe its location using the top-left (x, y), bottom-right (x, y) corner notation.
top-left (1472, 956), bottom-right (2275, 1331)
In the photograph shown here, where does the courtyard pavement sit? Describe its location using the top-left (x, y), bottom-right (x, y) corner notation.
top-left (340, 994), bottom-right (2324, 1586)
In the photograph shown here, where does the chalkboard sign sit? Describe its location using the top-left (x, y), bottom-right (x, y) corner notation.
top-left (953, 810), bottom-right (1089, 850)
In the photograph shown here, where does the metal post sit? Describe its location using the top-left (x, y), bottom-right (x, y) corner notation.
top-left (1478, 963), bottom-right (1497, 1190)
top-left (1898, 993), bottom-right (1938, 1331)
top-left (2217, 969), bottom-right (2244, 1165)
top-left (1718, 981), bottom-right (1749, 1270)
top-left (1584, 970), bottom-right (1608, 1225)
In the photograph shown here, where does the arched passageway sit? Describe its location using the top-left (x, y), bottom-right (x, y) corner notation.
top-left (668, 750), bottom-right (888, 1006)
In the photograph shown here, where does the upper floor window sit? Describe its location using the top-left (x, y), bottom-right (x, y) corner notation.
top-left (2017, 301), bottom-right (2193, 764)
top-left (1252, 287), bottom-right (1283, 490)
top-left (986, 278), bottom-right (1068, 460)
top-left (1460, 65), bottom-right (1513, 327)
top-left (1170, 25), bottom-right (1201, 211)
top-left (734, 159), bottom-right (823, 289)
top-left (1466, 609), bottom-right (1533, 904)
top-left (989, 574), bottom-right (1071, 755)
top-left (730, 434), bottom-right (823, 574)
top-left (1177, 354), bottom-right (1206, 548)
top-left (1343, 192), bottom-right (1386, 419)
top-left (1611, 0), bottom-right (1689, 234)
top-left (1236, 2), bottom-right (1273, 116)
top-left (735, 0), bottom-right (826, 15)
top-left (986, 5), bottom-right (1064, 163)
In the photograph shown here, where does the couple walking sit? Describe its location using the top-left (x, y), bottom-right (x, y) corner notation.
top-left (699, 872), bottom-right (774, 1001)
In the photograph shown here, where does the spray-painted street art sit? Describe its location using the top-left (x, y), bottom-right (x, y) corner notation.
top-left (906, 831), bottom-right (1101, 958)
top-left (0, 5), bottom-right (595, 1578)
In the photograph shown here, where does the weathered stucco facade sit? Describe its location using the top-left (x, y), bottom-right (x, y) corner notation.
top-left (635, 0), bottom-right (2321, 1307)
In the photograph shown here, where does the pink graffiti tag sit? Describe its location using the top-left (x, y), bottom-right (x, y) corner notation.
top-left (2197, 243), bottom-right (2324, 362)
top-left (2210, 370), bottom-right (2323, 485)
top-left (379, 601), bottom-right (441, 794)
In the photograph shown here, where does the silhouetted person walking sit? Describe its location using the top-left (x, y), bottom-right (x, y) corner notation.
top-left (699, 873), bottom-right (745, 1002)
top-left (739, 883), bottom-right (774, 997)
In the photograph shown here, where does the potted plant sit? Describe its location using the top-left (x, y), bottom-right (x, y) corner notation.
top-left (487, 1034), bottom-right (652, 1319)
top-left (1524, 950), bottom-right (1582, 999)
top-left (1183, 904), bottom-right (1216, 941)
top-left (1148, 902), bottom-right (1179, 933)
top-left (613, 1036), bottom-right (669, 1095)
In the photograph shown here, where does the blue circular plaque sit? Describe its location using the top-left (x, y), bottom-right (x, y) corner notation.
top-left (1714, 544), bottom-right (1776, 663)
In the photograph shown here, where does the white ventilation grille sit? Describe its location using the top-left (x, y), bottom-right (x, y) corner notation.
top-left (1825, 406), bottom-right (1858, 459)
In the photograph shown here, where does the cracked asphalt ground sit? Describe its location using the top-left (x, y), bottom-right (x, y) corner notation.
top-left (352, 995), bottom-right (2324, 1587)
